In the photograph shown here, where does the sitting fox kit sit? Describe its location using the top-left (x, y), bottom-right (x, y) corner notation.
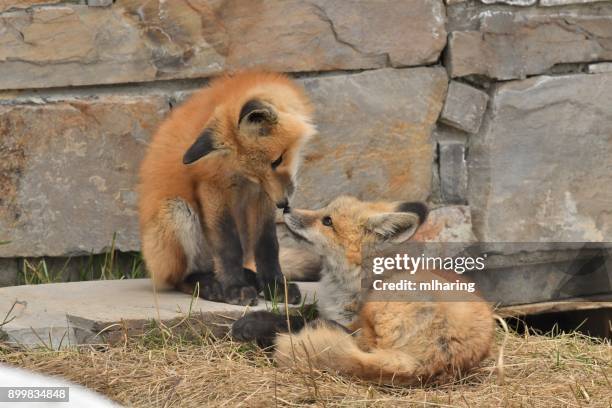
top-left (138, 72), bottom-right (315, 305)
top-left (232, 196), bottom-right (494, 385)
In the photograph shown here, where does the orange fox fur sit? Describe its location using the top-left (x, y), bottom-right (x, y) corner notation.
top-left (138, 71), bottom-right (315, 305)
top-left (233, 196), bottom-right (494, 385)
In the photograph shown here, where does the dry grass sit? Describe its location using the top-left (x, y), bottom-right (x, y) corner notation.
top-left (1, 324), bottom-right (610, 407)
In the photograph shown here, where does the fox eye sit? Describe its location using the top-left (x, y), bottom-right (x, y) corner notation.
top-left (322, 216), bottom-right (333, 227)
top-left (271, 154), bottom-right (283, 169)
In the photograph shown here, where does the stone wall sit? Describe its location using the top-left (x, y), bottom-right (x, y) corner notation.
top-left (0, 0), bottom-right (610, 287)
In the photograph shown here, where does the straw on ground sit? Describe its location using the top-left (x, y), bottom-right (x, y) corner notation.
top-left (1, 324), bottom-right (610, 407)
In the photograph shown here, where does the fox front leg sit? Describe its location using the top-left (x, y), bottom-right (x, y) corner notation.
top-left (231, 311), bottom-right (350, 350)
top-left (255, 216), bottom-right (302, 304)
top-left (209, 211), bottom-right (259, 306)
top-left (231, 311), bottom-right (308, 349)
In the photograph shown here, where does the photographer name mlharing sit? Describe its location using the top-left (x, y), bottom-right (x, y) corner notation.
top-left (371, 278), bottom-right (477, 293)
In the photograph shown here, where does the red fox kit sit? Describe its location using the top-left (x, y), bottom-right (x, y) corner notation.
top-left (138, 71), bottom-right (315, 305)
top-left (232, 196), bottom-right (494, 385)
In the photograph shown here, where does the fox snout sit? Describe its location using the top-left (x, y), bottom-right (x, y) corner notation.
top-left (276, 198), bottom-right (289, 210)
top-left (270, 172), bottom-right (295, 210)
top-left (283, 209), bottom-right (311, 232)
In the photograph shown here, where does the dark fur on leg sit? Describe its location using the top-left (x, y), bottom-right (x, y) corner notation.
top-left (255, 217), bottom-right (302, 305)
top-left (179, 268), bottom-right (260, 303)
top-left (242, 268), bottom-right (262, 292)
top-left (232, 311), bottom-right (309, 349)
top-left (213, 211), bottom-right (259, 306)
top-left (177, 271), bottom-right (224, 302)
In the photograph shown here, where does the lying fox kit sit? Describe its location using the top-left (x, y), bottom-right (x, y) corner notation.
top-left (138, 71), bottom-right (315, 306)
top-left (233, 196), bottom-right (494, 385)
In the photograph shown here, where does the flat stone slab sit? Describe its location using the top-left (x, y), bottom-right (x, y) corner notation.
top-left (0, 279), bottom-right (320, 349)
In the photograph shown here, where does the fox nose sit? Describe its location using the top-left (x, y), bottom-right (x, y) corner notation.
top-left (282, 206), bottom-right (291, 214)
top-left (276, 198), bottom-right (289, 210)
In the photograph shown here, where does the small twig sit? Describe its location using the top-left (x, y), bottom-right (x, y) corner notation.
top-left (1, 300), bottom-right (20, 328)
top-left (494, 314), bottom-right (509, 385)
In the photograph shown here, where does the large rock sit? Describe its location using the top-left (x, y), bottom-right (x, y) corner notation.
top-left (446, 5), bottom-right (612, 80)
top-left (0, 0), bottom-right (446, 90)
top-left (0, 94), bottom-right (170, 257)
top-left (469, 73), bottom-right (612, 242)
top-left (295, 67), bottom-right (448, 207)
top-left (0, 67), bottom-right (448, 257)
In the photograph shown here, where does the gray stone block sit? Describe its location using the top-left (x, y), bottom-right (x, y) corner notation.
top-left (446, 5), bottom-right (612, 80)
top-left (0, 94), bottom-right (170, 257)
top-left (440, 81), bottom-right (489, 134)
top-left (295, 68), bottom-right (448, 209)
top-left (0, 0), bottom-right (446, 90)
top-left (469, 73), bottom-right (612, 242)
top-left (439, 140), bottom-right (468, 204)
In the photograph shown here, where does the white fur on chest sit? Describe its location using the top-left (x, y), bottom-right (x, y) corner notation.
top-left (316, 258), bottom-right (362, 325)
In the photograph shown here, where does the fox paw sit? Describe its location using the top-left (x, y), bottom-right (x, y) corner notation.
top-left (199, 280), bottom-right (224, 302)
top-left (262, 281), bottom-right (302, 305)
top-left (231, 311), bottom-right (285, 348)
top-left (182, 272), bottom-right (224, 302)
top-left (224, 284), bottom-right (259, 306)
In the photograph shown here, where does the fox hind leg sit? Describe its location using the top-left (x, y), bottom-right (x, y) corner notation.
top-left (167, 198), bottom-right (224, 301)
top-left (141, 207), bottom-right (189, 290)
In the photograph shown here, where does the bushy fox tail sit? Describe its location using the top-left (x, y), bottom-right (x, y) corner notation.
top-left (279, 247), bottom-right (321, 281)
top-left (274, 321), bottom-right (428, 385)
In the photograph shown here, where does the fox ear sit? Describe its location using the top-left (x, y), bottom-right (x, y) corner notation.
top-left (183, 128), bottom-right (221, 165)
top-left (396, 202), bottom-right (428, 225)
top-left (238, 99), bottom-right (278, 137)
top-left (367, 212), bottom-right (421, 244)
